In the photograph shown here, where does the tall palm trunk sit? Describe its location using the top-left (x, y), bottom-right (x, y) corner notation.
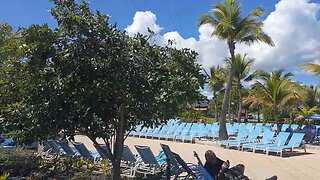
top-left (228, 94), bottom-right (232, 120)
top-left (257, 107), bottom-right (260, 123)
top-left (273, 106), bottom-right (281, 133)
top-left (237, 81), bottom-right (242, 122)
top-left (213, 94), bottom-right (219, 121)
top-left (219, 41), bottom-right (236, 140)
top-left (113, 104), bottom-right (125, 180)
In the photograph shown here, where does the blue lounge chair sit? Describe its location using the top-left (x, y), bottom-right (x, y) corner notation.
top-left (232, 123), bottom-right (240, 132)
top-left (272, 124), bottom-right (278, 132)
top-left (193, 123), bottom-right (208, 138)
top-left (129, 124), bottom-right (143, 136)
top-left (93, 143), bottom-right (112, 160)
top-left (46, 139), bottom-right (63, 154)
top-left (253, 132), bottom-right (290, 153)
top-left (166, 123), bottom-right (187, 140)
top-left (254, 124), bottom-right (263, 134)
top-left (161, 143), bottom-right (197, 179)
top-left (139, 127), bottom-right (154, 138)
top-left (226, 124), bottom-right (237, 136)
top-left (262, 126), bottom-right (273, 134)
top-left (207, 123), bottom-right (219, 139)
top-left (242, 131), bottom-right (275, 151)
top-left (173, 152), bottom-right (205, 179)
top-left (245, 123), bottom-right (255, 134)
top-left (218, 129), bottom-right (247, 147)
top-left (178, 123), bottom-right (207, 142)
top-left (56, 140), bottom-right (79, 157)
top-left (151, 125), bottom-right (170, 139)
top-left (281, 124), bottom-right (289, 132)
top-left (73, 142), bottom-right (100, 163)
top-left (121, 145), bottom-right (141, 177)
top-left (144, 125), bottom-right (162, 138)
top-left (173, 123), bottom-right (193, 141)
top-left (237, 123), bottom-right (246, 132)
top-left (158, 123), bottom-right (180, 140)
top-left (226, 129), bottom-right (260, 150)
top-left (266, 133), bottom-right (305, 157)
top-left (135, 145), bottom-right (163, 176)
top-left (290, 124), bottom-right (299, 130)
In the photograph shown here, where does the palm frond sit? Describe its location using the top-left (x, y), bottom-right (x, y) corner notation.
top-left (198, 0), bottom-right (274, 48)
top-left (198, 14), bottom-right (217, 26)
top-left (299, 62), bottom-right (320, 76)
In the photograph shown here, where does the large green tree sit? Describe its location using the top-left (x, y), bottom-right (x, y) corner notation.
top-left (226, 53), bottom-right (254, 122)
top-left (244, 70), bottom-right (304, 132)
top-left (2, 1), bottom-right (205, 179)
top-left (0, 23), bottom-right (29, 136)
top-left (198, 0), bottom-right (274, 139)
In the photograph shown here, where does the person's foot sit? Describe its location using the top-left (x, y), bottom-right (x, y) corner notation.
top-left (266, 175), bottom-right (277, 180)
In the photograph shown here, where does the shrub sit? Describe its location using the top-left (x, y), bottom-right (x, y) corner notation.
top-left (0, 148), bottom-right (39, 177)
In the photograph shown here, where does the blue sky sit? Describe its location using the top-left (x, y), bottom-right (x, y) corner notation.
top-left (1, 0), bottom-right (281, 37)
top-left (1, 0), bottom-right (319, 97)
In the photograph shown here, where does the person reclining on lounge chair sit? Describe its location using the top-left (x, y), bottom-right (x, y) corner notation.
top-left (204, 150), bottom-right (277, 180)
top-left (204, 150), bottom-right (249, 180)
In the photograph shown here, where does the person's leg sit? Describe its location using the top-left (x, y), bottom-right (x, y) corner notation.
top-left (229, 164), bottom-right (251, 179)
top-left (230, 164), bottom-right (245, 175)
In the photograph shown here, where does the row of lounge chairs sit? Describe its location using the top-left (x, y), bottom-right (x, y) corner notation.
top-left (44, 139), bottom-right (213, 179)
top-left (218, 131), bottom-right (306, 157)
top-left (130, 119), bottom-right (307, 144)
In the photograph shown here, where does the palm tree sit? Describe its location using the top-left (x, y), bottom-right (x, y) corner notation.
top-left (305, 85), bottom-right (320, 108)
top-left (198, 0), bottom-right (274, 139)
top-left (292, 105), bottom-right (319, 127)
top-left (300, 62), bottom-right (320, 76)
top-left (208, 65), bottom-right (226, 120)
top-left (226, 53), bottom-right (254, 122)
top-left (244, 70), bottom-right (304, 132)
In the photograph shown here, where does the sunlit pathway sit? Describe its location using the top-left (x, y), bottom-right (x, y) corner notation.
top-left (75, 135), bottom-right (320, 180)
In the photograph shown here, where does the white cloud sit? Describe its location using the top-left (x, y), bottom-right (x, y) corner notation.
top-left (239, 0), bottom-right (320, 71)
top-left (125, 11), bottom-right (163, 36)
top-left (126, 0), bottom-right (320, 97)
top-left (125, 12), bottom-right (229, 71)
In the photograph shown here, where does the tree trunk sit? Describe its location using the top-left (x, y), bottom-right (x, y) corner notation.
top-left (228, 95), bottom-right (232, 121)
top-left (274, 107), bottom-right (281, 133)
top-left (112, 104), bottom-right (125, 180)
top-left (237, 81), bottom-right (242, 123)
top-left (219, 41), bottom-right (236, 140)
top-left (213, 97), bottom-right (218, 121)
top-left (257, 107), bottom-right (260, 123)
top-left (244, 108), bottom-right (248, 123)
